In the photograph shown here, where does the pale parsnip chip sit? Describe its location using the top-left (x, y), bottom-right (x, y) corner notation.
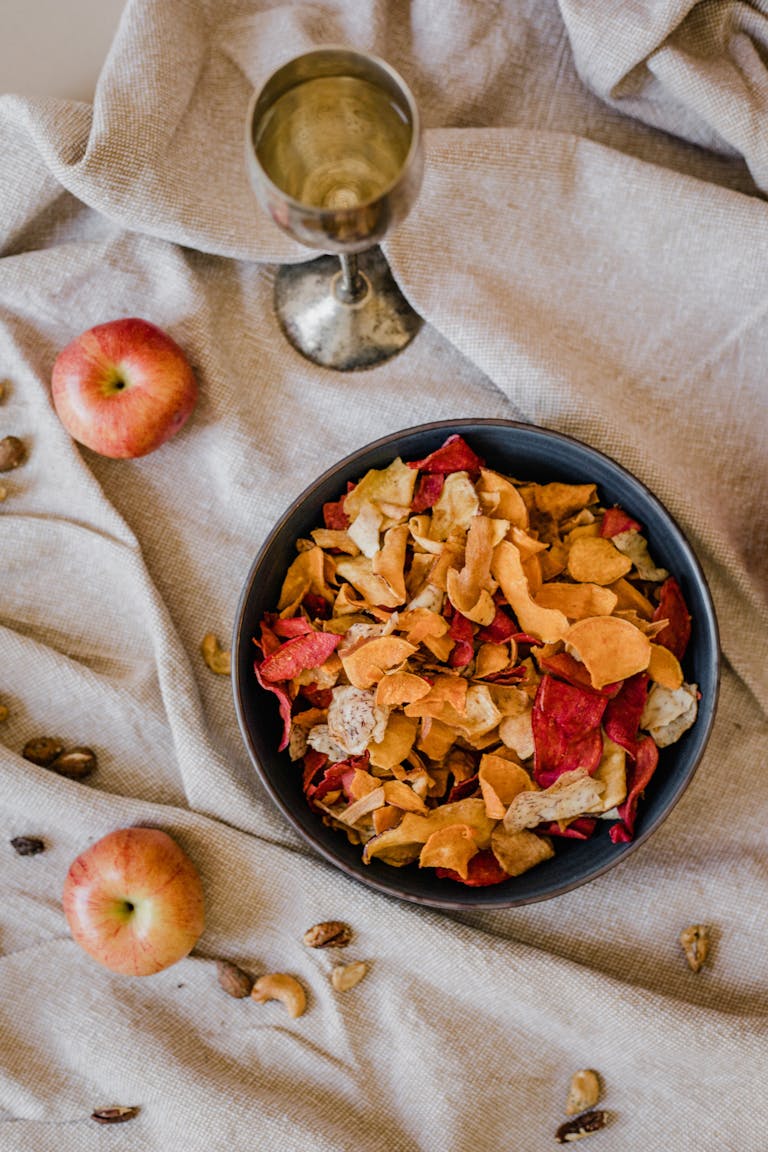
top-left (338, 786), bottom-right (386, 826)
top-left (641, 682), bottom-right (698, 747)
top-left (343, 457), bottom-right (416, 521)
top-left (408, 514), bottom-right (444, 555)
top-left (334, 555), bottom-right (404, 608)
top-left (612, 530), bottom-right (669, 582)
top-left (419, 824), bottom-right (479, 879)
top-left (363, 798), bottom-right (496, 865)
top-left (498, 709), bottom-right (535, 760)
top-left (310, 527), bottom-right (360, 555)
top-left (503, 768), bottom-right (605, 833)
top-left (479, 753), bottom-right (535, 819)
top-left (492, 539), bottom-right (569, 643)
top-left (307, 724), bottom-right (348, 762)
top-left (490, 825), bottom-right (555, 876)
top-left (592, 736), bottom-right (627, 813)
top-left (340, 635), bottom-right (418, 689)
top-left (565, 615), bottom-right (652, 689)
top-left (647, 642), bottom-right (684, 690)
top-left (567, 536), bottom-right (633, 585)
top-left (430, 472), bottom-right (480, 540)
top-left (347, 502), bottom-right (384, 558)
top-left (534, 582), bottom-right (618, 619)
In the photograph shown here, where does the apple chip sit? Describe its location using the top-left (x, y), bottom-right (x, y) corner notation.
top-left (368, 712), bottom-right (419, 770)
top-left (565, 616), bottom-right (652, 689)
top-left (533, 482), bottom-right (598, 521)
top-left (534, 582), bottom-right (617, 619)
top-left (566, 537), bottom-right (633, 585)
top-left (490, 825), bottom-right (555, 876)
top-left (492, 540), bottom-right (569, 643)
top-left (504, 768), bottom-right (605, 833)
top-left (478, 753), bottom-right (535, 819)
top-left (344, 457), bottom-right (416, 521)
top-left (419, 824), bottom-right (479, 879)
top-left (340, 635), bottom-right (417, 689)
top-left (647, 642), bottom-right (684, 690)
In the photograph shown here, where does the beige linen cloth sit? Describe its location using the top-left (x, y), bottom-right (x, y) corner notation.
top-left (1, 1), bottom-right (767, 1148)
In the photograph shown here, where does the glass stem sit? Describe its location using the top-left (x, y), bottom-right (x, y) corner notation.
top-left (336, 252), bottom-right (366, 304)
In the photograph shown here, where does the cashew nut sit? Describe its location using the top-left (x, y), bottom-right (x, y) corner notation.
top-left (201, 633), bottom-right (231, 676)
top-left (251, 973), bottom-right (307, 1018)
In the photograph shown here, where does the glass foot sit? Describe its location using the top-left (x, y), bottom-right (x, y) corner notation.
top-left (273, 247), bottom-right (422, 371)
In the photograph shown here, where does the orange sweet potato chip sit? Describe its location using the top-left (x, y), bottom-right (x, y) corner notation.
top-left (375, 671), bottom-right (432, 709)
top-left (474, 643), bottom-right (511, 679)
top-left (373, 805), bottom-right (403, 834)
top-left (567, 537), bottom-right (633, 585)
top-left (417, 716), bottom-right (458, 760)
top-left (478, 753), bottom-right (535, 819)
top-left (534, 482), bottom-right (598, 521)
top-left (534, 582), bottom-right (618, 619)
top-left (368, 713), bottom-right (419, 770)
top-left (419, 824), bottom-right (479, 879)
top-left (647, 642), bottom-right (684, 690)
top-left (383, 778), bottom-right (429, 813)
top-left (491, 540), bottom-right (569, 643)
top-left (334, 555), bottom-right (404, 608)
top-left (278, 546), bottom-right (336, 614)
top-left (476, 469), bottom-right (529, 527)
top-left (341, 635), bottom-right (418, 689)
top-left (565, 615), bottom-right (652, 689)
top-left (608, 576), bottom-right (655, 619)
top-left (372, 525), bottom-right (409, 602)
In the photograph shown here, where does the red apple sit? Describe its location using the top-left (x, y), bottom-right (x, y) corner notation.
top-left (51, 318), bottom-right (198, 459)
top-left (62, 827), bottom-right (205, 976)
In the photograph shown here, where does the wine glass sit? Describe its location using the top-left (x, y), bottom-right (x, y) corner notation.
top-left (245, 47), bottom-right (424, 371)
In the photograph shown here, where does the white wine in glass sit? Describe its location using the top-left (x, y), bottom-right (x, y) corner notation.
top-left (246, 49), bottom-right (424, 370)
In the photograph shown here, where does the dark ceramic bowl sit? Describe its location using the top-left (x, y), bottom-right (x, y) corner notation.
top-left (232, 420), bottom-right (719, 910)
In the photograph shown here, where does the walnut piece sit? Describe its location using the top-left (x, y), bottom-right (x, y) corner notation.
top-left (679, 924), bottom-right (710, 973)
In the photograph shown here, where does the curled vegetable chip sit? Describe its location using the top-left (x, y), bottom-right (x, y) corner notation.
top-left (609, 735), bottom-right (659, 842)
top-left (566, 537), bottom-right (632, 585)
top-left (419, 824), bottom-right (479, 879)
top-left (641, 682), bottom-right (698, 747)
top-left (600, 506), bottom-right (642, 537)
top-left (490, 824), bottom-right (555, 876)
top-left (652, 577), bottom-right (692, 661)
top-left (407, 434), bottom-right (485, 475)
top-left (565, 616), bottom-right (652, 689)
top-left (492, 540), bottom-right (569, 643)
top-left (259, 631), bottom-right (341, 683)
top-left (504, 769), bottom-right (605, 834)
top-left (435, 847), bottom-right (511, 886)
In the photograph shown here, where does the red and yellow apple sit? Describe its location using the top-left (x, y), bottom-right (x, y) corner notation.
top-left (62, 827), bottom-right (205, 976)
top-left (51, 318), bottom-right (198, 459)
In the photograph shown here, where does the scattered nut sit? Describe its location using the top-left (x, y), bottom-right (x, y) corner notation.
top-left (216, 959), bottom-right (253, 999)
top-left (251, 973), bottom-right (306, 1018)
top-left (303, 920), bottom-right (353, 949)
top-left (0, 381), bottom-right (5, 402)
top-left (48, 746), bottom-right (97, 780)
top-left (11, 836), bottom-right (46, 856)
top-left (0, 485), bottom-right (7, 501)
top-left (0, 703), bottom-right (8, 723)
top-left (555, 1111), bottom-right (608, 1142)
top-left (566, 1069), bottom-right (601, 1116)
top-left (91, 1106), bottom-right (140, 1125)
top-left (679, 924), bottom-right (710, 973)
top-left (330, 960), bottom-right (368, 992)
top-left (201, 633), bottom-right (231, 675)
top-left (0, 435), bottom-right (25, 472)
top-left (22, 737), bottom-right (64, 767)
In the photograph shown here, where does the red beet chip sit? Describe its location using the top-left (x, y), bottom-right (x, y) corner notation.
top-left (652, 577), bottom-right (692, 661)
top-left (259, 631), bottom-right (341, 683)
top-left (446, 773), bottom-right (480, 802)
top-left (603, 672), bottom-right (649, 755)
top-left (539, 651), bottom-right (621, 697)
top-left (436, 848), bottom-right (511, 886)
top-left (272, 616), bottom-right (314, 638)
top-left (536, 817), bottom-right (597, 839)
top-left (448, 611), bottom-right (474, 668)
top-left (535, 675), bottom-right (608, 742)
top-left (308, 754), bottom-right (370, 805)
top-left (476, 606), bottom-right (517, 643)
top-left (299, 684), bottom-right (334, 708)
top-left (533, 721), bottom-right (604, 789)
top-left (609, 736), bottom-right (659, 843)
top-left (481, 663), bottom-right (528, 685)
top-left (407, 434), bottom-right (486, 475)
top-left (411, 472), bottom-right (445, 513)
top-left (253, 661), bottom-right (293, 751)
top-left (302, 749), bottom-right (328, 792)
top-left (302, 592), bottom-right (331, 619)
top-left (600, 505), bottom-right (642, 537)
top-left (254, 620), bottom-right (282, 657)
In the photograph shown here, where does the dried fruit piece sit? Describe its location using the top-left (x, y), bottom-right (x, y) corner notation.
top-left (303, 920), bottom-right (353, 948)
top-left (679, 924), bottom-right (710, 973)
top-left (0, 435), bottom-right (25, 471)
top-left (251, 973), bottom-right (307, 1017)
top-left (555, 1110), bottom-right (607, 1142)
top-left (566, 1069), bottom-right (601, 1115)
top-left (331, 960), bottom-right (368, 991)
top-left (91, 1106), bottom-right (140, 1124)
top-left (216, 959), bottom-right (253, 998)
top-left (22, 737), bottom-right (64, 767)
top-left (201, 632), bottom-right (231, 675)
top-left (48, 746), bottom-right (97, 780)
top-left (11, 836), bottom-right (45, 856)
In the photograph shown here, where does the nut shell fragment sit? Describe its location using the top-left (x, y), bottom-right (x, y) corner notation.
top-left (91, 1106), bottom-right (140, 1124)
top-left (22, 737), bottom-right (64, 767)
top-left (566, 1069), bottom-right (601, 1116)
top-left (679, 924), bottom-right (710, 973)
top-left (303, 920), bottom-right (353, 948)
top-left (555, 1110), bottom-right (607, 1142)
top-left (48, 746), bottom-right (97, 780)
top-left (331, 960), bottom-right (368, 992)
top-left (0, 435), bottom-right (25, 472)
top-left (10, 836), bottom-right (46, 856)
top-left (201, 633), bottom-right (231, 675)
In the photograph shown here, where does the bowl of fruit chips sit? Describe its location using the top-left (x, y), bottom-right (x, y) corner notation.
top-left (233, 420), bottom-right (719, 909)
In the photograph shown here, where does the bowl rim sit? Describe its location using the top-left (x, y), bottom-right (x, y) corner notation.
top-left (232, 418), bottom-right (721, 909)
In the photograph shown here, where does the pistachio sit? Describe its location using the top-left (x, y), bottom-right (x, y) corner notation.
top-left (679, 924), bottom-right (710, 973)
top-left (0, 435), bottom-right (25, 471)
top-left (303, 920), bottom-right (353, 949)
top-left (11, 836), bottom-right (45, 856)
top-left (555, 1111), bottom-right (608, 1142)
top-left (330, 960), bottom-right (368, 992)
top-left (91, 1106), bottom-right (140, 1124)
top-left (22, 737), bottom-right (64, 767)
top-left (201, 633), bottom-right (231, 675)
top-left (216, 959), bottom-right (253, 999)
top-left (48, 746), bottom-right (97, 780)
top-left (566, 1069), bottom-right (601, 1116)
